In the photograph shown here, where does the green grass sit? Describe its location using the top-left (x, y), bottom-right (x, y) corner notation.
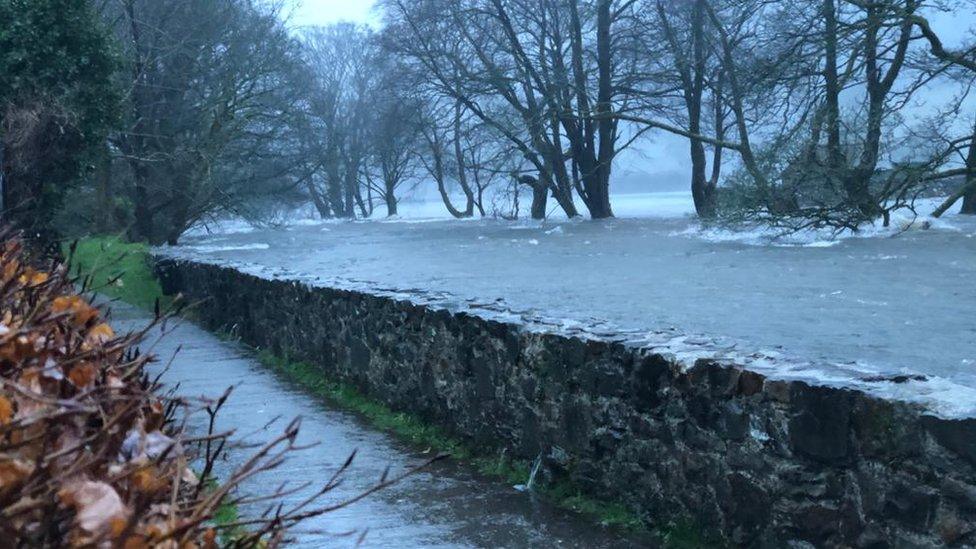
top-left (548, 483), bottom-right (646, 531)
top-left (257, 352), bottom-right (471, 458)
top-left (64, 235), bottom-right (169, 310)
top-left (200, 473), bottom-right (246, 544)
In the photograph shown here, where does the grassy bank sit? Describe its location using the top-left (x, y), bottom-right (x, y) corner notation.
top-left (68, 235), bottom-right (710, 547)
top-left (64, 235), bottom-right (168, 309)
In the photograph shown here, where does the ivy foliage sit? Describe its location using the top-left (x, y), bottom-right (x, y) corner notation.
top-left (0, 0), bottom-right (119, 238)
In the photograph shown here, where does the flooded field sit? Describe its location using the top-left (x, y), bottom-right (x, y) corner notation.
top-left (165, 193), bottom-right (976, 417)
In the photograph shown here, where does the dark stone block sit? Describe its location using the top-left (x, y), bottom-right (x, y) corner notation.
top-left (941, 477), bottom-right (976, 512)
top-left (883, 482), bottom-right (939, 531)
top-left (922, 416), bottom-right (976, 467)
top-left (795, 503), bottom-right (844, 544)
top-left (718, 401), bottom-right (751, 441)
top-left (632, 354), bottom-right (670, 412)
top-left (348, 335), bottom-right (371, 369)
top-left (789, 383), bottom-right (854, 464)
top-left (738, 370), bottom-right (765, 397)
top-left (726, 472), bottom-right (771, 540)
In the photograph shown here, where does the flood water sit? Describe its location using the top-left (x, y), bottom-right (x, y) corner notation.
top-left (164, 193), bottom-right (976, 418)
top-left (111, 303), bottom-right (647, 548)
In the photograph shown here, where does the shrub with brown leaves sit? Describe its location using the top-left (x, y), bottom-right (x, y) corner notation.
top-left (0, 235), bottom-right (428, 547)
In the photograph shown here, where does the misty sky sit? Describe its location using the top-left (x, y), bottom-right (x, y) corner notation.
top-left (286, 0), bottom-right (378, 28)
top-left (284, 1), bottom-right (976, 192)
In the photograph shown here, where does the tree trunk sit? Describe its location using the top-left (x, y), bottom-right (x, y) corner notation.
top-left (849, 1), bottom-right (913, 218)
top-left (520, 175), bottom-right (548, 219)
top-left (934, 122), bottom-right (976, 217)
top-left (306, 181), bottom-right (332, 219)
top-left (963, 119), bottom-right (976, 215)
top-left (164, 165), bottom-right (194, 246)
top-left (703, 0), bottom-right (769, 193)
top-left (385, 193), bottom-right (398, 217)
top-left (823, 0), bottom-right (843, 170)
top-left (962, 186), bottom-right (976, 213)
top-left (689, 0), bottom-right (711, 218)
top-left (385, 174), bottom-right (398, 217)
top-left (428, 132), bottom-right (467, 219)
top-left (452, 101), bottom-right (475, 216)
top-left (590, 0), bottom-right (615, 219)
top-left (131, 163), bottom-right (154, 242)
top-left (354, 184), bottom-right (369, 218)
top-left (342, 152), bottom-right (360, 218)
top-left (95, 144), bottom-right (113, 233)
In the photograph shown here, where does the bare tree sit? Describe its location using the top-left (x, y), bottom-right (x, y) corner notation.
top-left (108, 0), bottom-right (305, 244)
top-left (301, 24), bottom-right (376, 219)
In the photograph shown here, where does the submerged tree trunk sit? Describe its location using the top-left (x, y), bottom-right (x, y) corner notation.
top-left (519, 175), bottom-right (548, 219)
top-left (963, 119), bottom-right (976, 215)
top-left (384, 172), bottom-right (398, 217)
top-left (385, 192), bottom-right (398, 217)
top-left (688, 0), bottom-right (711, 218)
top-left (590, 0), bottom-right (615, 219)
top-left (306, 180), bottom-right (332, 219)
top-left (848, 1), bottom-right (913, 218)
top-left (823, 0), bottom-right (843, 172)
top-left (962, 187), bottom-right (976, 214)
top-left (566, 0), bottom-right (613, 219)
top-left (452, 101), bottom-right (476, 217)
top-left (933, 121), bottom-right (976, 217)
top-left (659, 0), bottom-right (716, 218)
top-left (436, 158), bottom-right (467, 218)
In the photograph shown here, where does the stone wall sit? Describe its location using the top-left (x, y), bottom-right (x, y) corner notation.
top-left (156, 258), bottom-right (976, 547)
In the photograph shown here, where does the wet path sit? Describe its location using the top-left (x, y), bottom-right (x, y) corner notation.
top-left (110, 302), bottom-right (648, 548)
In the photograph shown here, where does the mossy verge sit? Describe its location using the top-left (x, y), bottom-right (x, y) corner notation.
top-left (255, 352), bottom-right (663, 536)
top-left (62, 235), bottom-right (170, 310)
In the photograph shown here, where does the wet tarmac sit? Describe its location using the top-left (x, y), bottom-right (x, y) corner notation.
top-left (111, 302), bottom-right (650, 548)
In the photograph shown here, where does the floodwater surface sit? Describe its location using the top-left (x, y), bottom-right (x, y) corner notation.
top-left (163, 193), bottom-right (976, 417)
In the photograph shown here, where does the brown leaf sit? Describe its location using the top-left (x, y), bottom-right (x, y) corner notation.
top-left (59, 480), bottom-right (130, 538)
top-left (52, 296), bottom-right (99, 326)
top-left (0, 458), bottom-right (35, 498)
top-left (131, 466), bottom-right (166, 494)
top-left (68, 363), bottom-right (98, 388)
top-left (86, 322), bottom-right (115, 346)
top-left (0, 395), bottom-right (13, 425)
top-left (19, 269), bottom-right (48, 287)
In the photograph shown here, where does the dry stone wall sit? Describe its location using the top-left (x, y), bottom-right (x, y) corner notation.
top-left (156, 258), bottom-right (976, 547)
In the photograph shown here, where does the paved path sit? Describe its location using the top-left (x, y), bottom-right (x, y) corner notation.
top-left (111, 302), bottom-right (648, 548)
